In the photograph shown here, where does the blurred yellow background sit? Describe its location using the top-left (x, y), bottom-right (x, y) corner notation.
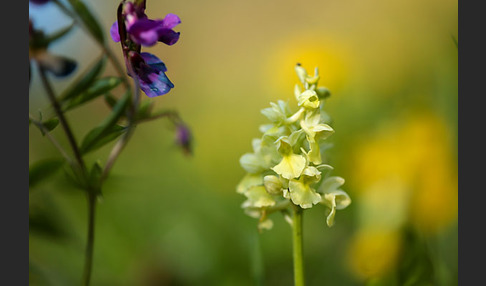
top-left (29, 0), bottom-right (457, 285)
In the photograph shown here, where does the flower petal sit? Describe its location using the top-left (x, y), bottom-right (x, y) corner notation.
top-left (319, 176), bottom-right (345, 194)
top-left (322, 190), bottom-right (351, 227)
top-left (240, 153), bottom-right (265, 174)
top-left (272, 154), bottom-right (306, 179)
top-left (110, 21), bottom-right (120, 42)
top-left (237, 173), bottom-right (263, 194)
top-left (162, 13), bottom-right (181, 29)
top-left (37, 50), bottom-right (77, 77)
top-left (244, 186), bottom-right (276, 208)
top-left (157, 29), bottom-right (180, 46)
top-left (263, 175), bottom-right (283, 195)
top-left (140, 52), bottom-right (168, 72)
top-left (138, 70), bottom-right (174, 97)
top-left (288, 179), bottom-right (321, 209)
top-left (128, 18), bottom-right (162, 46)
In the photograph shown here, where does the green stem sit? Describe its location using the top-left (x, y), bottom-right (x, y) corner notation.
top-left (292, 205), bottom-right (305, 286)
top-left (38, 66), bottom-right (86, 173)
top-left (82, 191), bottom-right (97, 286)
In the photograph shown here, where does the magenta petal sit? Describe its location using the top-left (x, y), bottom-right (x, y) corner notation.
top-left (128, 19), bottom-right (163, 46)
top-left (162, 13), bottom-right (181, 29)
top-left (110, 22), bottom-right (120, 42)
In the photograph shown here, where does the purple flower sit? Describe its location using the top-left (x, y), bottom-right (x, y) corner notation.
top-left (30, 0), bottom-right (50, 5)
top-left (110, 2), bottom-right (180, 47)
top-left (175, 123), bottom-right (192, 156)
top-left (129, 52), bottom-right (174, 97)
top-left (29, 19), bottom-right (76, 77)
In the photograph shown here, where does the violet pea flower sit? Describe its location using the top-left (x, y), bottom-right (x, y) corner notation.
top-left (129, 52), bottom-right (174, 97)
top-left (30, 0), bottom-right (50, 5)
top-left (111, 13), bottom-right (180, 47)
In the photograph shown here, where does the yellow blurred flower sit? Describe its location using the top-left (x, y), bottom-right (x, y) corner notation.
top-left (262, 31), bottom-right (354, 101)
top-left (347, 229), bottom-right (402, 280)
top-left (347, 111), bottom-right (457, 280)
top-left (352, 111), bottom-right (457, 233)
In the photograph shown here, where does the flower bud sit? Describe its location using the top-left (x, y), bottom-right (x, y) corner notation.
top-left (263, 175), bottom-right (283, 195)
top-left (295, 63), bottom-right (307, 84)
top-left (175, 123), bottom-right (192, 156)
top-left (316, 87), bottom-right (331, 99)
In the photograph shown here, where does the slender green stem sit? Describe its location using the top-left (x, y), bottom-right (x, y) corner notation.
top-left (38, 65), bottom-right (96, 285)
top-left (38, 66), bottom-right (86, 173)
top-left (292, 205), bottom-right (305, 286)
top-left (100, 61), bottom-right (140, 182)
top-left (82, 190), bottom-right (97, 286)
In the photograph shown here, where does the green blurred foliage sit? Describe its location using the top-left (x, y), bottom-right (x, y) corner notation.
top-left (29, 0), bottom-right (457, 285)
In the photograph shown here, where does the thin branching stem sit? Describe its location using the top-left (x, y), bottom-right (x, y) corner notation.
top-left (38, 65), bottom-right (96, 286)
top-left (29, 113), bottom-right (74, 165)
top-left (100, 56), bottom-right (140, 182)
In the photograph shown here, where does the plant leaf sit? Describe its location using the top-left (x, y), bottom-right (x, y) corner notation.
top-left (43, 22), bottom-right (75, 45)
top-left (80, 91), bottom-right (131, 154)
top-left (67, 0), bottom-right (104, 43)
top-left (29, 158), bottom-right (65, 188)
top-left (104, 93), bottom-right (117, 109)
top-left (59, 55), bottom-right (106, 102)
top-left (39, 118), bottom-right (60, 135)
top-left (62, 76), bottom-right (122, 111)
top-left (80, 124), bottom-right (127, 154)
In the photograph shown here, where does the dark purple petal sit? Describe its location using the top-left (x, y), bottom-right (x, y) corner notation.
top-left (30, 0), bottom-right (50, 5)
top-left (110, 22), bottom-right (120, 42)
top-left (138, 71), bottom-right (174, 97)
top-left (157, 29), bottom-right (180, 46)
top-left (162, 13), bottom-right (181, 29)
top-left (128, 19), bottom-right (164, 46)
top-left (133, 53), bottom-right (174, 97)
top-left (140, 52), bottom-right (167, 72)
top-left (37, 51), bottom-right (77, 77)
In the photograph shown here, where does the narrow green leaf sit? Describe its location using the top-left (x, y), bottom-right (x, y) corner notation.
top-left (29, 211), bottom-right (67, 239)
top-left (104, 93), bottom-right (117, 109)
top-left (43, 23), bottom-right (75, 45)
top-left (62, 76), bottom-right (122, 111)
top-left (80, 91), bottom-right (131, 154)
top-left (29, 158), bottom-right (65, 188)
top-left (59, 56), bottom-right (107, 102)
top-left (81, 124), bottom-right (127, 154)
top-left (88, 161), bottom-right (104, 192)
top-left (68, 0), bottom-right (104, 43)
top-left (40, 118), bottom-right (60, 135)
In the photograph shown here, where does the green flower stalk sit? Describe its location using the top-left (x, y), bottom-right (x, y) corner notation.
top-left (237, 64), bottom-right (351, 285)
